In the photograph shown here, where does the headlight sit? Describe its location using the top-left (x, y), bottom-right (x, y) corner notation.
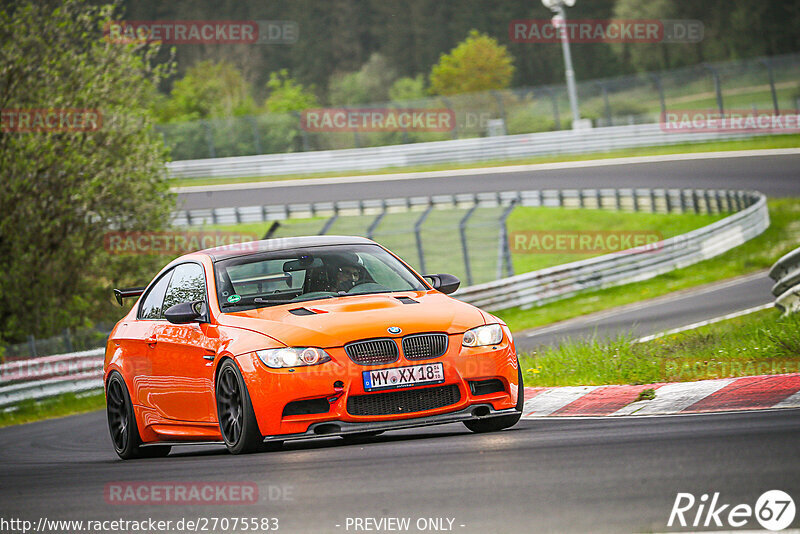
top-left (462, 324), bottom-right (503, 347)
top-left (256, 347), bottom-right (331, 368)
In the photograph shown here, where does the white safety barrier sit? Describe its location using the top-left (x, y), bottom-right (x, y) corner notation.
top-left (166, 123), bottom-right (764, 180)
top-left (769, 247), bottom-right (800, 314)
top-left (455, 190), bottom-right (768, 311)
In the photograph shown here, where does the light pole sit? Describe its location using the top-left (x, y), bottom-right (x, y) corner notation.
top-left (542, 0), bottom-right (581, 128)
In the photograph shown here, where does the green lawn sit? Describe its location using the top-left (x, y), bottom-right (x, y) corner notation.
top-left (519, 307), bottom-right (800, 387)
top-left (498, 198), bottom-right (800, 332)
top-left (0, 391), bottom-right (105, 428)
top-left (170, 133), bottom-right (800, 188)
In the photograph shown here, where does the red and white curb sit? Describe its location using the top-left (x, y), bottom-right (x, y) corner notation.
top-left (521, 374), bottom-right (800, 418)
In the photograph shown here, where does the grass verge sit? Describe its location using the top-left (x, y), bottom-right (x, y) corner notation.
top-left (497, 198), bottom-right (800, 332)
top-left (519, 307), bottom-right (800, 387)
top-left (170, 133), bottom-right (800, 188)
top-left (0, 390), bottom-right (105, 428)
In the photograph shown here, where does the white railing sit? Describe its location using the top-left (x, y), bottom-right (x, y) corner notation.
top-left (166, 123), bottom-right (766, 180)
top-left (0, 348), bottom-right (104, 407)
top-left (769, 247), bottom-right (800, 314)
top-left (455, 190), bottom-right (768, 310)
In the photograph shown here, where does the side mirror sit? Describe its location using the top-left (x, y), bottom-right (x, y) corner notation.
top-left (165, 300), bottom-right (208, 324)
top-left (423, 274), bottom-right (461, 295)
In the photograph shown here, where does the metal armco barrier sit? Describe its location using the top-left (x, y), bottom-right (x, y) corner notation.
top-left (455, 189), bottom-right (768, 311)
top-left (166, 123), bottom-right (765, 179)
top-left (769, 247), bottom-right (800, 314)
top-left (4, 188), bottom-right (768, 406)
top-left (0, 348), bottom-right (103, 407)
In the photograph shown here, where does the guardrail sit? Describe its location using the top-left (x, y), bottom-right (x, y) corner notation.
top-left (166, 123), bottom-right (767, 180)
top-left (769, 247), bottom-right (800, 315)
top-left (0, 348), bottom-right (103, 408)
top-left (4, 187), bottom-right (768, 407)
top-left (455, 189), bottom-right (768, 311)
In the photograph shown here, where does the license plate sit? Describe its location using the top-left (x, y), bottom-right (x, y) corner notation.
top-left (362, 362), bottom-right (445, 392)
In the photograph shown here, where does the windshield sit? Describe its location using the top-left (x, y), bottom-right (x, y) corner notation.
top-left (214, 244), bottom-right (427, 311)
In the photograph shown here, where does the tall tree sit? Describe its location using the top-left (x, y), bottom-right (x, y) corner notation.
top-left (429, 30), bottom-right (515, 95)
top-left (0, 0), bottom-right (174, 342)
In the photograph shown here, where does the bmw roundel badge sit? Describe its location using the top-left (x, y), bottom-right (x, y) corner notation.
top-left (387, 326), bottom-right (402, 334)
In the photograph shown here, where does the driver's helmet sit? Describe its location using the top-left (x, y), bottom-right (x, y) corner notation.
top-left (326, 252), bottom-right (365, 292)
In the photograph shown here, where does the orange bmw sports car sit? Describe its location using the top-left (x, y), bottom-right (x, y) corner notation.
top-left (105, 236), bottom-right (523, 459)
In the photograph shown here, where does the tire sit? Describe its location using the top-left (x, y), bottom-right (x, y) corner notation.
top-left (216, 359), bottom-right (264, 455)
top-left (463, 361), bottom-right (524, 433)
top-left (106, 371), bottom-right (171, 460)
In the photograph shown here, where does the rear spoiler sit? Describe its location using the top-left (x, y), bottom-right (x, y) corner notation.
top-left (113, 287), bottom-right (146, 306)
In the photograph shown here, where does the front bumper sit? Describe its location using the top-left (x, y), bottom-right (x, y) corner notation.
top-left (239, 326), bottom-right (520, 438)
top-left (261, 404), bottom-right (520, 442)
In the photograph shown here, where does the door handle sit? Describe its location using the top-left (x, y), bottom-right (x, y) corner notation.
top-left (145, 336), bottom-right (157, 346)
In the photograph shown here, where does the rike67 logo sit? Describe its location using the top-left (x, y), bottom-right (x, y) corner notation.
top-left (668, 490), bottom-right (796, 531)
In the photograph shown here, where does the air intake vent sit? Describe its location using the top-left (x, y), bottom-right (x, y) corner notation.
top-left (402, 333), bottom-right (448, 360)
top-left (344, 338), bottom-right (399, 365)
top-left (289, 307), bottom-right (316, 316)
top-left (347, 384), bottom-right (461, 416)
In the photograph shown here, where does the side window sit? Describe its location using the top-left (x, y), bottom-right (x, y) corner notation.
top-left (162, 263), bottom-right (207, 313)
top-left (139, 271), bottom-right (173, 320)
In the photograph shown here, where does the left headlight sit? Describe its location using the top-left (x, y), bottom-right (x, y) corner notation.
top-left (256, 347), bottom-right (332, 369)
top-left (462, 324), bottom-right (503, 347)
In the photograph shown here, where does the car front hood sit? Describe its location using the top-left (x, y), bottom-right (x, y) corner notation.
top-left (215, 291), bottom-right (485, 347)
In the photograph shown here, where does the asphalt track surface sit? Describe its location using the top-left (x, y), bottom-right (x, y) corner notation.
top-left (2, 408), bottom-right (799, 533)
top-left (175, 152), bottom-right (800, 210)
top-left (2, 153), bottom-right (799, 533)
top-left (514, 271), bottom-right (775, 351)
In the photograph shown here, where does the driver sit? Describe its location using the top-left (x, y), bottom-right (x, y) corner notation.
top-left (327, 253), bottom-right (366, 292)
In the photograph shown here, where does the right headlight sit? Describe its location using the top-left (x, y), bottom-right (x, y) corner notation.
top-left (462, 324), bottom-right (503, 347)
top-left (256, 347), bottom-right (331, 369)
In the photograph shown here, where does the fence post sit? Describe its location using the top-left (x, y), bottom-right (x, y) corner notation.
top-left (366, 202), bottom-right (387, 239)
top-left (440, 97), bottom-right (458, 139)
top-left (540, 87), bottom-right (561, 130)
top-left (63, 328), bottom-right (73, 353)
top-left (203, 120), bottom-right (216, 159)
top-left (649, 73), bottom-right (666, 118)
top-left (498, 200), bottom-right (517, 279)
top-left (414, 203), bottom-right (434, 273)
top-left (491, 91), bottom-right (508, 133)
top-left (459, 204), bottom-right (479, 286)
top-left (760, 58), bottom-right (780, 115)
top-left (600, 83), bottom-right (612, 126)
top-left (248, 116), bottom-right (262, 154)
top-left (27, 335), bottom-right (37, 358)
top-left (319, 205), bottom-right (339, 235)
top-left (703, 64), bottom-right (724, 114)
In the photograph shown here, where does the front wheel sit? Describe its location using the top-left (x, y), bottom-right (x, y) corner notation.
top-left (106, 372), bottom-right (171, 460)
top-left (216, 360), bottom-right (264, 455)
top-left (463, 361), bottom-right (524, 433)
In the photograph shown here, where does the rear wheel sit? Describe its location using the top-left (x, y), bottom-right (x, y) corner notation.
top-left (463, 362), bottom-right (524, 433)
top-left (106, 372), bottom-right (171, 460)
top-left (216, 360), bottom-right (264, 455)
